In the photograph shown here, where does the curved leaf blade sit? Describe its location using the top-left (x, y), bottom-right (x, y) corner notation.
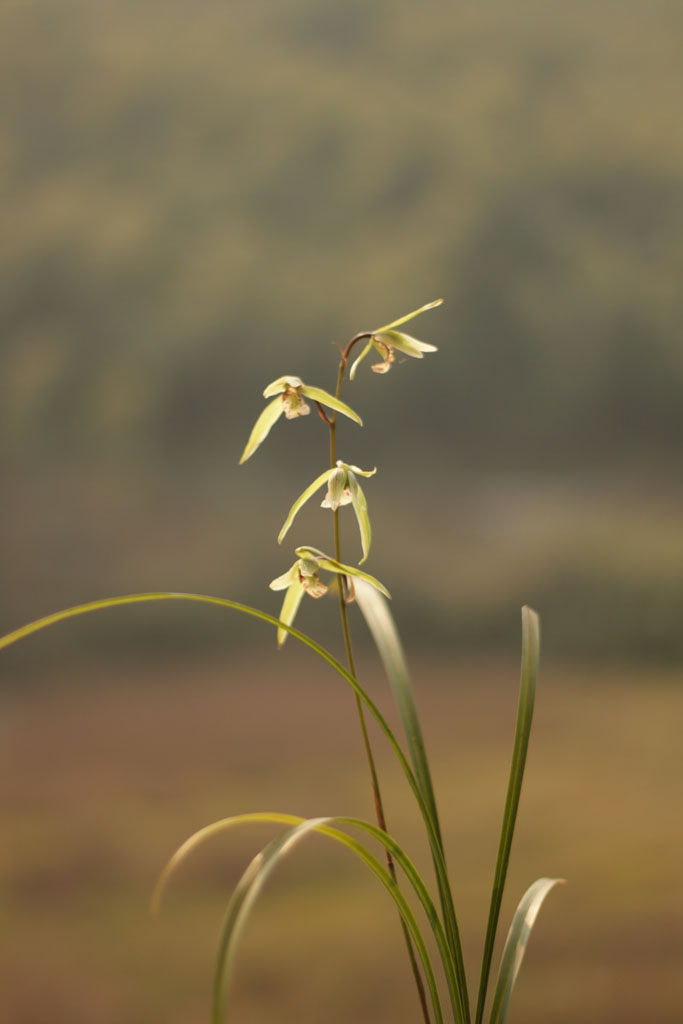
top-left (475, 606), bottom-right (540, 1024)
top-left (0, 591), bottom-right (446, 897)
top-left (353, 580), bottom-right (441, 837)
top-left (488, 878), bottom-right (564, 1024)
top-left (208, 817), bottom-right (444, 1024)
top-left (153, 810), bottom-right (466, 1024)
top-left (0, 594), bottom-right (464, 1020)
top-left (353, 578), bottom-right (469, 1017)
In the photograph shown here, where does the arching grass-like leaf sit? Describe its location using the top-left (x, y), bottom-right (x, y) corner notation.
top-left (475, 606), bottom-right (540, 1024)
top-left (354, 579), bottom-right (469, 1020)
top-left (194, 817), bottom-right (444, 1024)
top-left (154, 811), bottom-right (467, 1024)
top-left (0, 592), bottom-right (445, 895)
top-left (488, 877), bottom-right (564, 1024)
top-left (0, 594), bottom-right (469, 1017)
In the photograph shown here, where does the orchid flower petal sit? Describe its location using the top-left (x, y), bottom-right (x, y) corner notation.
top-left (239, 397), bottom-right (285, 464)
top-left (276, 578), bottom-right (305, 648)
top-left (263, 375), bottom-right (304, 398)
top-left (349, 339), bottom-right (374, 381)
top-left (320, 464), bottom-right (348, 511)
top-left (278, 468), bottom-right (335, 545)
top-left (348, 473), bottom-right (372, 564)
top-left (375, 298), bottom-right (443, 333)
top-left (269, 561), bottom-right (301, 591)
top-left (314, 555), bottom-right (390, 599)
top-left (298, 385), bottom-right (363, 426)
top-left (374, 330), bottom-right (438, 358)
top-left (294, 545), bottom-right (327, 560)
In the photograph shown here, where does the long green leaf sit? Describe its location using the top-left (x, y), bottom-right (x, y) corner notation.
top-left (0, 592), bottom-right (447, 909)
top-left (153, 811), bottom-right (465, 1024)
top-left (488, 878), bottom-right (563, 1024)
top-left (207, 818), bottom-right (444, 1024)
top-left (354, 579), bottom-right (469, 1021)
top-left (0, 594), bottom-right (467, 1016)
top-left (353, 580), bottom-right (443, 843)
top-left (475, 606), bottom-right (540, 1024)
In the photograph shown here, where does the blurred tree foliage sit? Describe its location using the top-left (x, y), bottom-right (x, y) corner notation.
top-left (2, 0), bottom-right (682, 472)
top-left (2, 0), bottom-right (682, 659)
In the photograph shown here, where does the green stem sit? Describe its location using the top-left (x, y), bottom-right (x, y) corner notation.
top-left (329, 350), bottom-right (431, 1024)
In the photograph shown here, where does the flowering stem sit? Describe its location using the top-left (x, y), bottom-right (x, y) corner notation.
top-left (329, 351), bottom-right (431, 1024)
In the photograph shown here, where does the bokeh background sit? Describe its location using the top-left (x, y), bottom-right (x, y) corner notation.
top-left (2, 1), bottom-right (682, 1021)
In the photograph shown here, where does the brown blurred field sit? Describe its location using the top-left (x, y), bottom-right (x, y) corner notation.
top-left (3, 650), bottom-right (681, 1024)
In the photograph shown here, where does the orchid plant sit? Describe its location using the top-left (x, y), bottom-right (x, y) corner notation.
top-left (0, 299), bottom-right (561, 1024)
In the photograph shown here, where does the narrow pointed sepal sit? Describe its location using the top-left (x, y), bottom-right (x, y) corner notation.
top-left (375, 298), bottom-right (443, 333)
top-left (239, 397), bottom-right (284, 464)
top-left (349, 339), bottom-right (374, 381)
top-left (374, 330), bottom-right (438, 358)
top-left (348, 473), bottom-right (372, 564)
top-left (299, 385), bottom-right (363, 425)
top-left (295, 547), bottom-right (390, 599)
top-left (278, 468), bottom-right (335, 544)
top-left (276, 578), bottom-right (306, 648)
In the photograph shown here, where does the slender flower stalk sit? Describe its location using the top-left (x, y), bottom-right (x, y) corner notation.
top-left (328, 342), bottom-right (432, 1024)
top-left (236, 301), bottom-right (445, 1020)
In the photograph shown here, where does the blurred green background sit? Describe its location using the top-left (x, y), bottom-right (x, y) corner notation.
top-left (2, 0), bottom-right (682, 1021)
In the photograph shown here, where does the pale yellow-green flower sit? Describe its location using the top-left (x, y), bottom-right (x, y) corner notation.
top-left (349, 299), bottom-right (442, 379)
top-left (239, 376), bottom-right (363, 464)
top-left (278, 461), bottom-right (376, 563)
top-left (269, 546), bottom-right (390, 647)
